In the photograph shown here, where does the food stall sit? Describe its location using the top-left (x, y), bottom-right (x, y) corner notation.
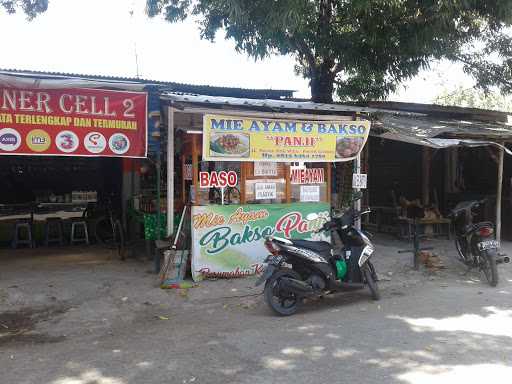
top-left (161, 94), bottom-right (371, 281)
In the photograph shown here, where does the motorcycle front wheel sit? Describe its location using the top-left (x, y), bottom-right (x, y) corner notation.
top-left (363, 265), bottom-right (381, 301)
top-left (264, 268), bottom-right (301, 316)
top-left (480, 251), bottom-right (498, 287)
top-left (455, 237), bottom-right (470, 263)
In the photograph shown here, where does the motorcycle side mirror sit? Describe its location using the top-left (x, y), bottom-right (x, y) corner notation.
top-left (306, 213), bottom-right (319, 221)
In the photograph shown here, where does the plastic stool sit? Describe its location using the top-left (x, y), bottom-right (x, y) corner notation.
top-left (70, 220), bottom-right (89, 245)
top-left (12, 219), bottom-right (34, 248)
top-left (44, 218), bottom-right (64, 246)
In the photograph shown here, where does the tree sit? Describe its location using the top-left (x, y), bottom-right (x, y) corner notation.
top-left (435, 85), bottom-right (512, 113)
top-left (0, 0), bottom-right (48, 19)
top-left (146, 1), bottom-right (512, 103)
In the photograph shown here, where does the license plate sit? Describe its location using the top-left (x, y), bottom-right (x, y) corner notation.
top-left (265, 255), bottom-right (283, 265)
top-left (478, 240), bottom-right (500, 251)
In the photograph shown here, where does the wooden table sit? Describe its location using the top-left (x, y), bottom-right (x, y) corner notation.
top-left (366, 206), bottom-right (451, 240)
top-left (0, 202), bottom-right (86, 222)
top-left (0, 202), bottom-right (88, 244)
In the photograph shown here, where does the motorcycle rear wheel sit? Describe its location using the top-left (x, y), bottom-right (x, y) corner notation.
top-left (264, 268), bottom-right (301, 316)
top-left (363, 265), bottom-right (380, 301)
top-left (480, 251), bottom-right (498, 287)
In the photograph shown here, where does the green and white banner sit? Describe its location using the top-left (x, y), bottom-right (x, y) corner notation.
top-left (191, 203), bottom-right (330, 281)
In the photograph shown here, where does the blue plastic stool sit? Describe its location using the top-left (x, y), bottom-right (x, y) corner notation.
top-left (70, 219), bottom-right (89, 245)
top-left (12, 219), bottom-right (34, 249)
top-left (44, 218), bottom-right (64, 246)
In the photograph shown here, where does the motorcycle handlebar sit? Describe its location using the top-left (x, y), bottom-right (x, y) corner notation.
top-left (316, 208), bottom-right (372, 233)
top-left (450, 199), bottom-right (487, 218)
top-left (314, 221), bottom-right (336, 233)
top-left (352, 209), bottom-right (371, 220)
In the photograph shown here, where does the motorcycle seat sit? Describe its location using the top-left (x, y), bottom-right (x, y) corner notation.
top-left (290, 239), bottom-right (332, 254)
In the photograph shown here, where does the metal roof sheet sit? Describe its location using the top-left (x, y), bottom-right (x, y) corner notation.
top-left (374, 114), bottom-right (512, 140)
top-left (363, 101), bottom-right (511, 122)
top-left (160, 93), bottom-right (424, 115)
top-left (0, 68), bottom-right (294, 98)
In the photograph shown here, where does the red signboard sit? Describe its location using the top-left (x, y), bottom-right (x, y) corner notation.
top-left (0, 87), bottom-right (147, 157)
top-left (199, 171), bottom-right (238, 188)
top-left (290, 168), bottom-right (325, 184)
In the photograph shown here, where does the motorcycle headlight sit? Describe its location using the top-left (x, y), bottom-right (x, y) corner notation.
top-left (358, 245), bottom-right (375, 267)
top-left (359, 231), bottom-right (372, 247)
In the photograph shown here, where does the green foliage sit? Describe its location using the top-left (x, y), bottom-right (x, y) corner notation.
top-left (456, 30), bottom-right (512, 96)
top-left (0, 0), bottom-right (48, 19)
top-left (147, 0), bottom-right (512, 103)
top-left (435, 85), bottom-right (512, 113)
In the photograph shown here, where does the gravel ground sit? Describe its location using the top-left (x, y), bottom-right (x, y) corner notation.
top-left (0, 236), bottom-right (511, 384)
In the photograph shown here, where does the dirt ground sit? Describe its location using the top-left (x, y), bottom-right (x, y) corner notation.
top-left (0, 236), bottom-right (511, 384)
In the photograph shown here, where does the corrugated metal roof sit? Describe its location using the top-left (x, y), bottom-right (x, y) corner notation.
top-left (370, 114), bottom-right (512, 152)
top-left (0, 72), bottom-right (146, 91)
top-left (374, 115), bottom-right (512, 139)
top-left (0, 68), bottom-right (294, 99)
top-left (160, 93), bottom-right (424, 115)
top-left (363, 101), bottom-right (511, 123)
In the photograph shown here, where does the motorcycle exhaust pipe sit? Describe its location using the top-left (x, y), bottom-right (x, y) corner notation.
top-left (496, 255), bottom-right (510, 264)
top-left (280, 277), bottom-right (313, 294)
top-left (334, 282), bottom-right (365, 290)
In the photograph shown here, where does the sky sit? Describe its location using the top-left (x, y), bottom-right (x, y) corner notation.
top-left (0, 0), bottom-right (474, 102)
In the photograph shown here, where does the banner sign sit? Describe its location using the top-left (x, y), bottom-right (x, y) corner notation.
top-left (255, 182), bottom-right (277, 200)
top-left (199, 170), bottom-right (238, 188)
top-left (254, 161), bottom-right (277, 176)
top-left (352, 173), bottom-right (368, 189)
top-left (203, 114), bottom-right (370, 162)
top-left (191, 203), bottom-right (330, 280)
top-left (290, 168), bottom-right (325, 184)
top-left (184, 164), bottom-right (193, 180)
top-left (0, 87), bottom-right (147, 157)
top-left (300, 185), bottom-right (320, 202)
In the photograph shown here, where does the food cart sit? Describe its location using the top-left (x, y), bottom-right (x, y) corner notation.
top-left (161, 94), bottom-right (371, 281)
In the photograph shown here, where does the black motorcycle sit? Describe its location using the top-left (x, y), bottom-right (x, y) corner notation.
top-left (450, 200), bottom-right (509, 286)
top-left (256, 201), bottom-right (380, 316)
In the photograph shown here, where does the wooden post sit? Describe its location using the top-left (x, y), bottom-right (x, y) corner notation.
top-left (496, 144), bottom-right (504, 243)
top-left (363, 137), bottom-right (370, 224)
top-left (354, 113), bottom-right (361, 229)
top-left (166, 106), bottom-right (175, 237)
top-left (443, 149), bottom-right (451, 208)
top-left (354, 154), bottom-right (361, 230)
top-left (192, 134), bottom-right (199, 205)
top-left (422, 147), bottom-right (431, 206)
top-left (240, 162), bottom-right (247, 204)
top-left (285, 163), bottom-right (291, 203)
top-left (326, 163), bottom-right (331, 204)
top-left (181, 154), bottom-right (186, 204)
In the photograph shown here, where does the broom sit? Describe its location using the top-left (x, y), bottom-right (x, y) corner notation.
top-left (159, 205), bottom-right (187, 285)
